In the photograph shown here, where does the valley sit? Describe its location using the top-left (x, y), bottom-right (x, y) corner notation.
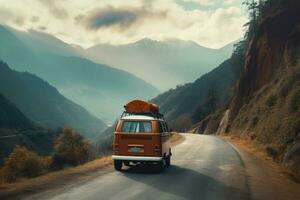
top-left (0, 0), bottom-right (300, 199)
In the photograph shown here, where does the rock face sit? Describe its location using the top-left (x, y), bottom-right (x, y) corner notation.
top-left (216, 109), bottom-right (230, 135)
top-left (227, 0), bottom-right (300, 179)
top-left (283, 133), bottom-right (300, 180)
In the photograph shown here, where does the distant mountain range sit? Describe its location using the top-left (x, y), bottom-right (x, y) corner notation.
top-left (0, 61), bottom-right (107, 138)
top-left (86, 38), bottom-right (235, 90)
top-left (0, 25), bottom-right (159, 123)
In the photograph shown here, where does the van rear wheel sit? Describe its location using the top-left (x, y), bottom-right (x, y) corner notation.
top-left (166, 155), bottom-right (171, 167)
top-left (114, 160), bottom-right (122, 171)
top-left (157, 161), bottom-right (164, 172)
top-left (124, 161), bottom-right (130, 166)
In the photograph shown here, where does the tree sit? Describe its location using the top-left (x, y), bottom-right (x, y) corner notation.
top-left (243, 0), bottom-right (259, 21)
top-left (192, 89), bottom-right (218, 123)
top-left (0, 146), bottom-right (50, 182)
top-left (243, 0), bottom-right (260, 40)
top-left (54, 128), bottom-right (92, 166)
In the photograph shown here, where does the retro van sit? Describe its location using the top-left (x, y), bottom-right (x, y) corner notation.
top-left (112, 100), bottom-right (172, 171)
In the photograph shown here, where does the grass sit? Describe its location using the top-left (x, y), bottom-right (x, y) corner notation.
top-left (221, 134), bottom-right (300, 182)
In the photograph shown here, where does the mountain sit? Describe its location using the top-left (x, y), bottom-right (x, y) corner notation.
top-left (151, 58), bottom-right (240, 131)
top-left (8, 28), bottom-right (82, 58)
top-left (0, 61), bottom-right (107, 138)
top-left (226, 0), bottom-right (300, 179)
top-left (0, 25), bottom-right (159, 124)
top-left (183, 0), bottom-right (300, 179)
top-left (86, 38), bottom-right (235, 90)
top-left (0, 94), bottom-right (34, 130)
top-left (0, 93), bottom-right (57, 164)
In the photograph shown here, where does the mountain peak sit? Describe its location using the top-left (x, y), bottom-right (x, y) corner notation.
top-left (133, 38), bottom-right (161, 47)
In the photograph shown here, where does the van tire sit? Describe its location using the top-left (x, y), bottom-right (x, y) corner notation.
top-left (124, 161), bottom-right (130, 166)
top-left (114, 160), bottom-right (122, 171)
top-left (166, 155), bottom-right (171, 167)
top-left (157, 161), bottom-right (164, 172)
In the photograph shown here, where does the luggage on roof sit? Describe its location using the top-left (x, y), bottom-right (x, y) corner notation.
top-left (124, 100), bottom-right (159, 113)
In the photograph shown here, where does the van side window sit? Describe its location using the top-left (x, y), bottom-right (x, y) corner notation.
top-left (164, 122), bottom-right (169, 132)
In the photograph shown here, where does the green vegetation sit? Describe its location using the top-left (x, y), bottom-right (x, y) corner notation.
top-left (0, 127), bottom-right (104, 183)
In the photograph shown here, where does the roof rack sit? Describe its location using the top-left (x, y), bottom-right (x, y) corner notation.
top-left (121, 111), bottom-right (165, 120)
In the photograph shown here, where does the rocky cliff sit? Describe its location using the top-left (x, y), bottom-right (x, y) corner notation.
top-left (223, 0), bottom-right (300, 179)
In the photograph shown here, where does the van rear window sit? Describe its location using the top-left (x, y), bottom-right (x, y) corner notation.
top-left (122, 121), bottom-right (152, 133)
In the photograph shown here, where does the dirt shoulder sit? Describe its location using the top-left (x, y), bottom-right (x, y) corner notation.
top-left (0, 133), bottom-right (185, 200)
top-left (171, 132), bottom-right (185, 146)
top-left (222, 135), bottom-right (300, 200)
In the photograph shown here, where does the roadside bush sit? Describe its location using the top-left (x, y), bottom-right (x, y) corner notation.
top-left (251, 116), bottom-right (259, 127)
top-left (266, 95), bottom-right (277, 107)
top-left (54, 128), bottom-right (92, 167)
top-left (0, 146), bottom-right (51, 182)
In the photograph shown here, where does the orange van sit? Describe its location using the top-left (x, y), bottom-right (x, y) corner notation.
top-left (112, 100), bottom-right (172, 171)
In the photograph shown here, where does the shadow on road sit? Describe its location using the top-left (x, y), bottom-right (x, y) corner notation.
top-left (121, 163), bottom-right (165, 174)
top-left (121, 164), bottom-right (251, 200)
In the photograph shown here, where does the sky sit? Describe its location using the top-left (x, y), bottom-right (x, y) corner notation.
top-left (0, 0), bottom-right (248, 49)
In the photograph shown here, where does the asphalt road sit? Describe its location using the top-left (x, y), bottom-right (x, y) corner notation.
top-left (25, 134), bottom-right (300, 200)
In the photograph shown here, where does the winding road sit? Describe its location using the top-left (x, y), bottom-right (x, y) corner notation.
top-left (25, 134), bottom-right (300, 200)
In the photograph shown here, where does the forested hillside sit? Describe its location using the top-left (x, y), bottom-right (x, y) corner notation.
top-left (0, 94), bottom-right (34, 130)
top-left (0, 94), bottom-right (58, 164)
top-left (152, 57), bottom-right (241, 131)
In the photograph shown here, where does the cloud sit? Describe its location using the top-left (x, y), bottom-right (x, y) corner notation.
top-left (30, 16), bottom-right (40, 23)
top-left (182, 0), bottom-right (215, 5)
top-left (179, 0), bottom-right (240, 8)
top-left (79, 7), bottom-right (138, 30)
top-left (77, 5), bottom-right (167, 31)
top-left (37, 0), bottom-right (68, 19)
top-left (0, 0), bottom-right (247, 48)
top-left (0, 6), bottom-right (25, 26)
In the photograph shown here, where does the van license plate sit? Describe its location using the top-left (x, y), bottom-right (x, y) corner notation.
top-left (130, 147), bottom-right (141, 152)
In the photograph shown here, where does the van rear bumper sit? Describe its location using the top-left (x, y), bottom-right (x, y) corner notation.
top-left (112, 155), bottom-right (163, 162)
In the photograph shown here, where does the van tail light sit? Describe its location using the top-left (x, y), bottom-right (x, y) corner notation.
top-left (154, 145), bottom-right (160, 152)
